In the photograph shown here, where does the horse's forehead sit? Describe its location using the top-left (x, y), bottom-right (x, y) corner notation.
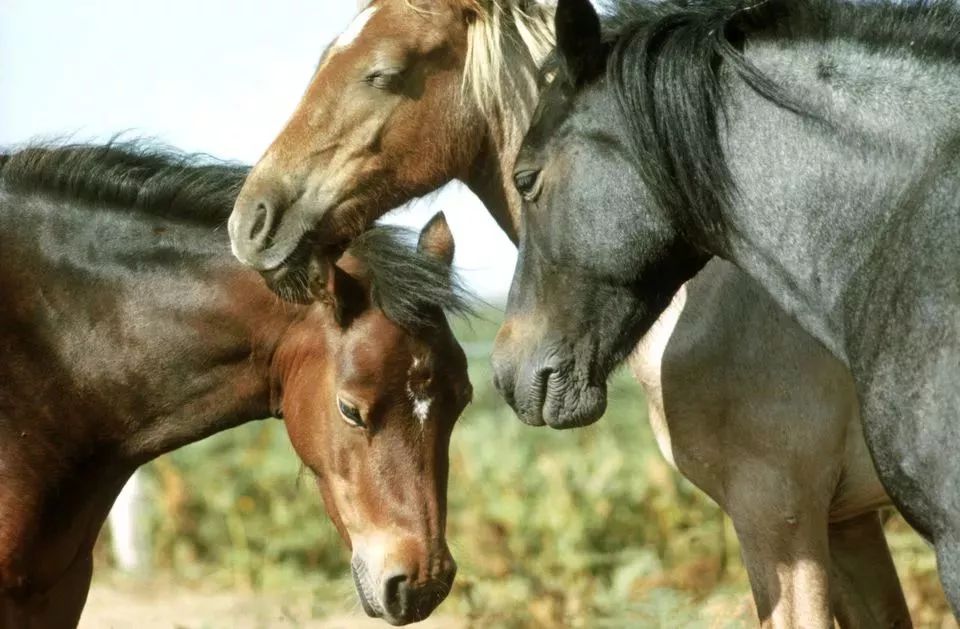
top-left (340, 315), bottom-right (420, 374)
top-left (330, 0), bottom-right (456, 57)
top-left (333, 5), bottom-right (379, 50)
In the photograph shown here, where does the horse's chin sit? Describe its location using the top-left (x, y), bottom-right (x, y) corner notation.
top-left (512, 364), bottom-right (609, 429)
top-left (541, 374), bottom-right (608, 429)
top-left (259, 265), bottom-right (310, 304)
top-left (257, 239), bottom-right (324, 305)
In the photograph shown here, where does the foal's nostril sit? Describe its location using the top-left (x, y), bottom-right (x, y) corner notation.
top-left (382, 572), bottom-right (410, 616)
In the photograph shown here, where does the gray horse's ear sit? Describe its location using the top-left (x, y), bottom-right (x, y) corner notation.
top-left (418, 212), bottom-right (455, 267)
top-left (555, 0), bottom-right (603, 83)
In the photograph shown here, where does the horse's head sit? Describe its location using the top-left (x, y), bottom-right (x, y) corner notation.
top-left (277, 214), bottom-right (472, 625)
top-left (492, 0), bottom-right (708, 429)
top-left (228, 0), bottom-right (553, 279)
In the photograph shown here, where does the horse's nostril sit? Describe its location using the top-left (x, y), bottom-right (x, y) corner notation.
top-left (248, 201), bottom-right (271, 243)
top-left (382, 572), bottom-right (409, 614)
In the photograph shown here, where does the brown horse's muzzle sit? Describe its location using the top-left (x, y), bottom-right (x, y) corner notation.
top-left (228, 161), bottom-right (320, 273)
top-left (350, 536), bottom-right (456, 626)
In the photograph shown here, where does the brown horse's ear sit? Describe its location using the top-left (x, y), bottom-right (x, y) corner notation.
top-left (313, 260), bottom-right (366, 327)
top-left (417, 212), bottom-right (455, 267)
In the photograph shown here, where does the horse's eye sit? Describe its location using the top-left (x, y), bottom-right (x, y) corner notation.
top-left (337, 397), bottom-right (365, 428)
top-left (365, 69), bottom-right (403, 91)
top-left (513, 169), bottom-right (542, 201)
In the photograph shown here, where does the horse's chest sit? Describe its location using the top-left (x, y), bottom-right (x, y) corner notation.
top-left (0, 477), bottom-right (44, 592)
top-left (0, 429), bottom-right (127, 595)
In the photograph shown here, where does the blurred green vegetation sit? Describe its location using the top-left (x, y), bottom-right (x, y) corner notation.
top-left (97, 307), bottom-right (951, 627)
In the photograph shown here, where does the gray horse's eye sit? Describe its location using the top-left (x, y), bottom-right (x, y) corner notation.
top-left (513, 169), bottom-right (542, 201)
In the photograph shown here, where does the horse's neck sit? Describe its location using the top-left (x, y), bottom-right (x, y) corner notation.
top-left (464, 131), bottom-right (524, 243)
top-left (0, 195), bottom-right (297, 464)
top-left (720, 40), bottom-right (960, 366)
top-left (462, 13), bottom-right (553, 243)
top-left (109, 251), bottom-right (299, 461)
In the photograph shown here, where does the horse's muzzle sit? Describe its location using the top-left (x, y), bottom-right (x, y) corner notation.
top-left (492, 340), bottom-right (607, 429)
top-left (350, 553), bottom-right (456, 626)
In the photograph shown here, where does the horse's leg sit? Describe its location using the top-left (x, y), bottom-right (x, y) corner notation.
top-left (935, 531), bottom-right (960, 619)
top-left (828, 512), bottom-right (911, 628)
top-left (0, 550), bottom-right (93, 629)
top-left (726, 468), bottom-right (833, 629)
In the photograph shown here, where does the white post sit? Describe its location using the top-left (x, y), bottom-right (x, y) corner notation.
top-left (107, 468), bottom-right (151, 575)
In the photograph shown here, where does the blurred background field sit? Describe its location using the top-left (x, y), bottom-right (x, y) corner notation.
top-left (85, 307), bottom-right (953, 628)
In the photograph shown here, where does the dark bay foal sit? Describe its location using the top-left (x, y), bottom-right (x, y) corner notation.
top-left (0, 143), bottom-right (472, 628)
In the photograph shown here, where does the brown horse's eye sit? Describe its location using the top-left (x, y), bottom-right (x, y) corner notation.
top-left (365, 69), bottom-right (403, 91)
top-left (337, 397), bottom-right (365, 428)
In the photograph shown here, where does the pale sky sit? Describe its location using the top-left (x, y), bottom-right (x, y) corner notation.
top-left (0, 0), bottom-right (517, 300)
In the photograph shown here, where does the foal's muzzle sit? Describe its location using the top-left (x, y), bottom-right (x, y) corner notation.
top-left (350, 547), bottom-right (456, 626)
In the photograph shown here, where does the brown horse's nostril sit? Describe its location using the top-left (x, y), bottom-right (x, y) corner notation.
top-left (248, 201), bottom-right (269, 243)
top-left (229, 194), bottom-right (289, 269)
top-left (382, 571), bottom-right (410, 618)
top-left (246, 200), bottom-right (279, 248)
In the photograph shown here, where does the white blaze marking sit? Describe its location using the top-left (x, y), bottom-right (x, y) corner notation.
top-left (335, 6), bottom-right (377, 49)
top-left (412, 397), bottom-right (432, 424)
top-left (407, 356), bottom-right (432, 425)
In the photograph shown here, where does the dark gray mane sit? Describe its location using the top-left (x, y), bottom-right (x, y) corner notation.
top-left (347, 226), bottom-right (476, 330)
top-left (591, 0), bottom-right (960, 245)
top-left (0, 140), bottom-right (249, 224)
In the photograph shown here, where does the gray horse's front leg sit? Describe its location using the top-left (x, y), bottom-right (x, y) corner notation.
top-left (828, 512), bottom-right (911, 628)
top-left (726, 467), bottom-right (833, 629)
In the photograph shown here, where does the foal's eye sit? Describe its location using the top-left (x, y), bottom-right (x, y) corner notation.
top-left (365, 69), bottom-right (403, 91)
top-left (513, 169), bottom-right (542, 201)
top-left (337, 397), bottom-right (365, 428)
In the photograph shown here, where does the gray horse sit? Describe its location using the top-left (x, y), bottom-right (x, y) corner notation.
top-left (492, 0), bottom-right (959, 620)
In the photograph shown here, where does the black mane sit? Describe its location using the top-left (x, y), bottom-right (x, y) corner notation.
top-left (0, 141), bottom-right (474, 329)
top-left (347, 226), bottom-right (476, 330)
top-left (0, 140), bottom-right (248, 225)
top-left (590, 0), bottom-right (960, 245)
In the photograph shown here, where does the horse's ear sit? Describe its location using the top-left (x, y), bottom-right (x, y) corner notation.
top-left (555, 0), bottom-right (603, 83)
top-left (418, 212), bottom-right (455, 267)
top-left (314, 261), bottom-right (366, 328)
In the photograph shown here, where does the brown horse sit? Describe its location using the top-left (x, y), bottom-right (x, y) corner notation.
top-left (228, 2), bottom-right (914, 627)
top-left (0, 142), bottom-right (471, 628)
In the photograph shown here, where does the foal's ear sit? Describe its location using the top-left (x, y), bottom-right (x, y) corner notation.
top-left (316, 262), bottom-right (366, 328)
top-left (555, 0), bottom-right (603, 83)
top-left (418, 212), bottom-right (455, 267)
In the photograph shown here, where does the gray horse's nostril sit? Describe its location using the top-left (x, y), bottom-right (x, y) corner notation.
top-left (491, 355), bottom-right (517, 408)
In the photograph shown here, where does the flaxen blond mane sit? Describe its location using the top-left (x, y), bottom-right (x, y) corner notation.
top-left (461, 0), bottom-right (555, 128)
top-left (395, 0), bottom-right (553, 130)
